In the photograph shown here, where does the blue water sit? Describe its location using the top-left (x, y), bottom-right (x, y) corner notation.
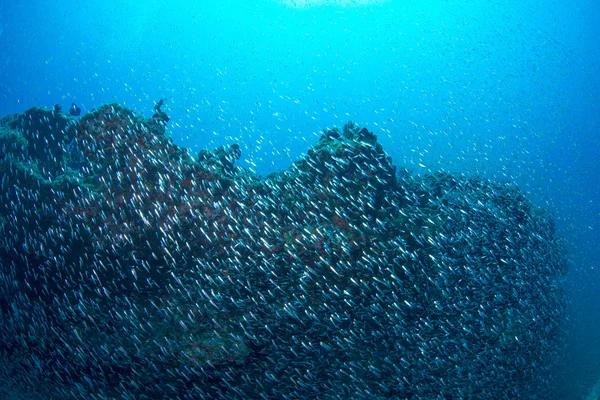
top-left (0, 0), bottom-right (598, 398)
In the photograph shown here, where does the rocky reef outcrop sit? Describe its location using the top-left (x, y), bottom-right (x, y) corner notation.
top-left (0, 103), bottom-right (566, 399)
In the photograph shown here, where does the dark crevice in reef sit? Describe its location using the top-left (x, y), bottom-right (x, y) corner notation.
top-left (0, 103), bottom-right (567, 399)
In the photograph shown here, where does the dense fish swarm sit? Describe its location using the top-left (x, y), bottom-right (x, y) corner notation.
top-left (0, 103), bottom-right (566, 399)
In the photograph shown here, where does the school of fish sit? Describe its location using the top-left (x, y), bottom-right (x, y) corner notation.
top-left (0, 103), bottom-right (567, 399)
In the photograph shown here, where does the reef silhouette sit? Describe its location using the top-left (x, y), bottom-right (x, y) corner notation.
top-left (0, 103), bottom-right (566, 399)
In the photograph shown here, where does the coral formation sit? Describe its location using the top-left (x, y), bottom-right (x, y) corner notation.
top-left (0, 103), bottom-right (566, 399)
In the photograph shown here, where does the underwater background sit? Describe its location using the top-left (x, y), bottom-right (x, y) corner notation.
top-left (0, 0), bottom-right (598, 399)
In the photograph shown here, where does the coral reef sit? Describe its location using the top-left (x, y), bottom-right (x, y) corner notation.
top-left (0, 103), bottom-right (567, 399)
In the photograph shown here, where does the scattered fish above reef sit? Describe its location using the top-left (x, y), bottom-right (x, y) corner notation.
top-left (0, 103), bottom-right (567, 399)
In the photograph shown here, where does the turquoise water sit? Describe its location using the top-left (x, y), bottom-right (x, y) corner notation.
top-left (0, 1), bottom-right (598, 398)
